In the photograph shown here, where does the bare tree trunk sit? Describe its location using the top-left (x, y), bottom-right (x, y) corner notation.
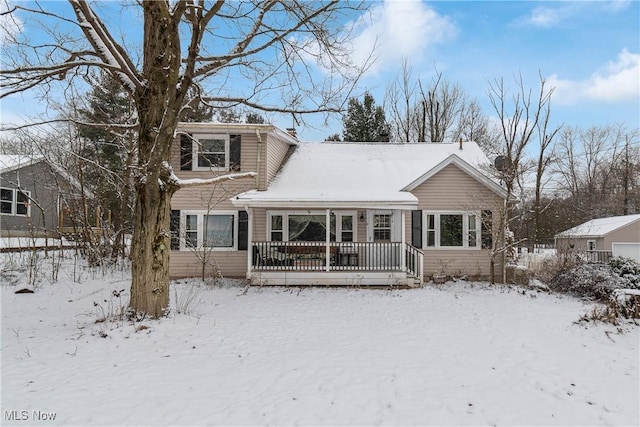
top-left (128, 2), bottom-right (183, 317)
top-left (130, 175), bottom-right (175, 318)
top-left (2, 0), bottom-right (371, 317)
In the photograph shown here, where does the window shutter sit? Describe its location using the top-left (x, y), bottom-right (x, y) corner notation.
top-left (230, 135), bottom-right (241, 171)
top-left (180, 134), bottom-right (193, 170)
top-left (170, 210), bottom-right (180, 250)
top-left (411, 210), bottom-right (422, 248)
top-left (481, 210), bottom-right (493, 249)
top-left (238, 210), bottom-right (249, 250)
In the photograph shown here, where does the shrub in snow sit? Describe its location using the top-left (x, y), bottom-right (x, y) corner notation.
top-left (549, 263), bottom-right (625, 301)
top-left (608, 257), bottom-right (640, 289)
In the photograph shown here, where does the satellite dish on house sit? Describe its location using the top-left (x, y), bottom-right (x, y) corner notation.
top-left (494, 156), bottom-right (510, 172)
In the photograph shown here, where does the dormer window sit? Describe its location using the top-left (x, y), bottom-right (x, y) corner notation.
top-left (180, 133), bottom-right (241, 172)
top-left (195, 134), bottom-right (229, 170)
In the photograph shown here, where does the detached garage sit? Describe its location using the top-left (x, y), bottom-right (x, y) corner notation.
top-left (555, 214), bottom-right (640, 262)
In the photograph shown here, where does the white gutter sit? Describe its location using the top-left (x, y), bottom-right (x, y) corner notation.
top-left (230, 197), bottom-right (418, 211)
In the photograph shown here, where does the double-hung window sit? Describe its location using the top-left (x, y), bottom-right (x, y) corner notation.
top-left (194, 134), bottom-right (229, 171)
top-left (180, 133), bottom-right (241, 172)
top-left (180, 211), bottom-right (237, 250)
top-left (424, 211), bottom-right (481, 249)
top-left (0, 188), bottom-right (30, 217)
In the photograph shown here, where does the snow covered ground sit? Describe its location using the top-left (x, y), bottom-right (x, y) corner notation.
top-left (0, 237), bottom-right (70, 250)
top-left (1, 252), bottom-right (638, 426)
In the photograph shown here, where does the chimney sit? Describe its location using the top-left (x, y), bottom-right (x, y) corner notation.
top-left (286, 128), bottom-right (297, 139)
top-left (459, 137), bottom-right (463, 150)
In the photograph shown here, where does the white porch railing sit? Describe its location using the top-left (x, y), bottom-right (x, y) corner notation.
top-left (584, 250), bottom-right (613, 264)
top-left (252, 241), bottom-right (422, 280)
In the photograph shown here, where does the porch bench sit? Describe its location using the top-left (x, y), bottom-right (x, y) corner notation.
top-left (278, 245), bottom-right (339, 256)
top-left (253, 244), bottom-right (338, 267)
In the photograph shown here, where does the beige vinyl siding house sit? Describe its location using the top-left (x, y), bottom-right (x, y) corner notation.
top-left (169, 123), bottom-right (509, 285)
top-left (169, 123), bottom-right (297, 278)
top-left (408, 163), bottom-right (504, 279)
top-left (555, 214), bottom-right (640, 262)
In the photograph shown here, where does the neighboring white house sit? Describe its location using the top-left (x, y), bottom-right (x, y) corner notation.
top-left (555, 214), bottom-right (640, 262)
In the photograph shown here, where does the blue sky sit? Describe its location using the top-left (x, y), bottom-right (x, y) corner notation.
top-left (291, 0), bottom-right (640, 141)
top-left (1, 1), bottom-right (638, 143)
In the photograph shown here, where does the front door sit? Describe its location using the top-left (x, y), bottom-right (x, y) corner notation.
top-left (367, 210), bottom-right (399, 269)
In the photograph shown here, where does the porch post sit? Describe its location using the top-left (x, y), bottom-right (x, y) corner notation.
top-left (401, 210), bottom-right (406, 271)
top-left (246, 207), bottom-right (253, 280)
top-left (325, 208), bottom-right (330, 272)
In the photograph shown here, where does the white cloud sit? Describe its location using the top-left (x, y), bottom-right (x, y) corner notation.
top-left (287, 1), bottom-right (455, 79)
top-left (606, 0), bottom-right (631, 12)
top-left (526, 7), bottom-right (562, 28)
top-left (520, 2), bottom-right (631, 29)
top-left (348, 0), bottom-right (457, 74)
top-left (548, 49), bottom-right (640, 104)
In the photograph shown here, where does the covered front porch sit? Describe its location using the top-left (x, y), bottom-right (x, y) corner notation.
top-left (251, 240), bottom-right (423, 286)
top-left (237, 205), bottom-right (424, 287)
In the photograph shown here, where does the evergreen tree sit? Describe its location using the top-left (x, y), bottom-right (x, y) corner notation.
top-left (342, 92), bottom-right (390, 142)
top-left (245, 112), bottom-right (266, 124)
top-left (180, 87), bottom-right (215, 122)
top-left (216, 107), bottom-right (242, 123)
top-left (76, 71), bottom-right (137, 254)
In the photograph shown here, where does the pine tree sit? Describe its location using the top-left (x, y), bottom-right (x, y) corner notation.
top-left (342, 92), bottom-right (390, 142)
top-left (180, 87), bottom-right (215, 122)
top-left (245, 112), bottom-right (266, 124)
top-left (76, 71), bottom-right (137, 256)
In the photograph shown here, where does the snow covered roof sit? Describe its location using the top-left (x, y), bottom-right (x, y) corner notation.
top-left (556, 214), bottom-right (640, 238)
top-left (233, 141), bottom-right (502, 209)
top-left (0, 155), bottom-right (43, 173)
top-left (0, 154), bottom-right (92, 197)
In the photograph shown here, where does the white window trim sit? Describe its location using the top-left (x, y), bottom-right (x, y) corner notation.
top-left (192, 133), bottom-right (230, 172)
top-left (0, 187), bottom-right (31, 217)
top-left (267, 210), bottom-right (357, 242)
top-left (179, 210), bottom-right (238, 251)
top-left (587, 240), bottom-right (597, 251)
top-left (423, 211), bottom-right (481, 250)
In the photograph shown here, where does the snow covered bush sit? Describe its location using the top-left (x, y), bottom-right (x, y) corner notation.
top-left (608, 257), bottom-right (640, 289)
top-left (549, 263), bottom-right (625, 301)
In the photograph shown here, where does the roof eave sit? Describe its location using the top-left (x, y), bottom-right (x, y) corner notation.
top-left (176, 122), bottom-right (298, 146)
top-left (231, 197), bottom-right (418, 210)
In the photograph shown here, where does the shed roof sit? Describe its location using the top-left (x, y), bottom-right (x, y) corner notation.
top-left (555, 214), bottom-right (640, 238)
top-left (233, 140), bottom-right (502, 209)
